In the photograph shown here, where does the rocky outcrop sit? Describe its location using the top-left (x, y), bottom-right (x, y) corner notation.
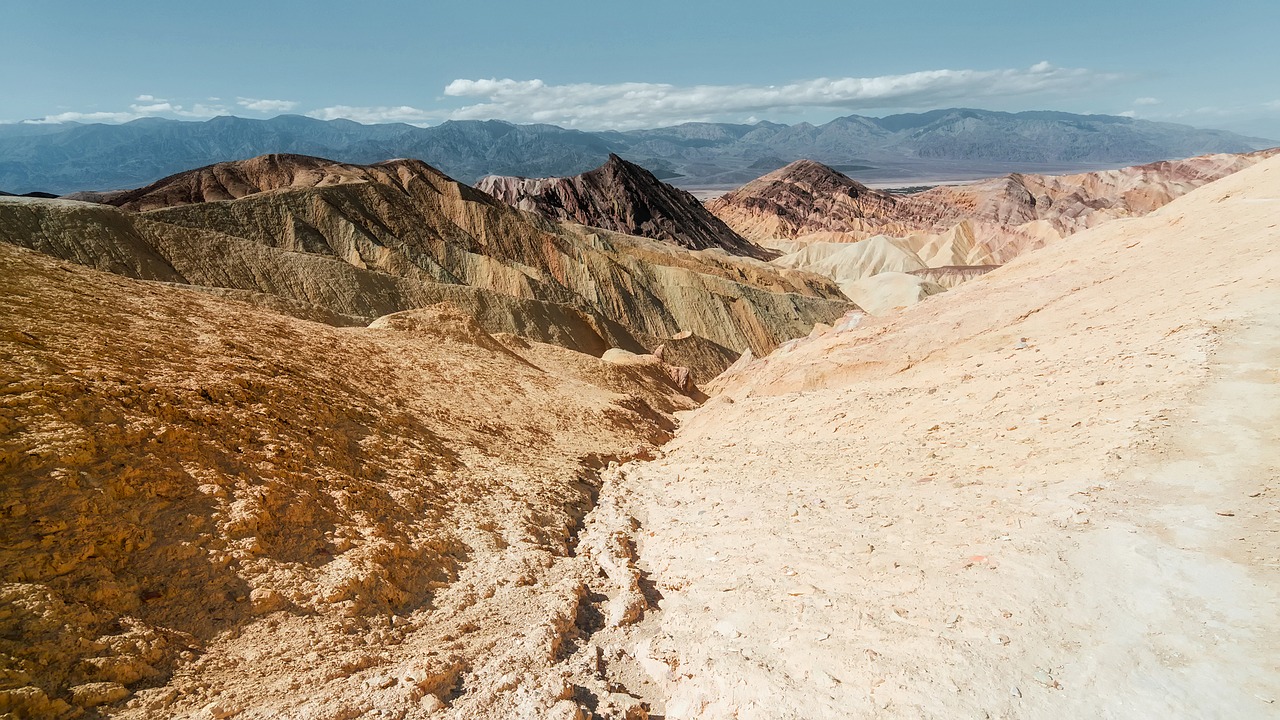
top-left (909, 264), bottom-right (1000, 289)
top-left (478, 154), bottom-right (773, 259)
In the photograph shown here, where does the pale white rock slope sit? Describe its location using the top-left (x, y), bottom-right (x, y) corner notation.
top-left (606, 155), bottom-right (1280, 718)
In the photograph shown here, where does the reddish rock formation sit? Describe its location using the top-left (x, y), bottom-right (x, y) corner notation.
top-left (478, 154), bottom-right (774, 259)
top-left (710, 149), bottom-right (1280, 263)
top-left (706, 159), bottom-right (902, 241)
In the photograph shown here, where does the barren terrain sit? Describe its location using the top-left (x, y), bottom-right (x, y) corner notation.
top-left (592, 155), bottom-right (1280, 718)
top-left (2, 153), bottom-right (1278, 719)
top-left (0, 244), bottom-right (699, 718)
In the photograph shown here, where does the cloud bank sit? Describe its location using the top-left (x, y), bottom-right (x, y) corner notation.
top-left (18, 95), bottom-right (297, 124)
top-left (306, 105), bottom-right (436, 124)
top-left (237, 98), bottom-right (298, 113)
top-left (13, 63), bottom-right (1119, 129)
top-left (434, 62), bottom-right (1107, 129)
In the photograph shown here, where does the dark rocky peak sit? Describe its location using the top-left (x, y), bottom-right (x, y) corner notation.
top-left (477, 156), bottom-right (774, 259)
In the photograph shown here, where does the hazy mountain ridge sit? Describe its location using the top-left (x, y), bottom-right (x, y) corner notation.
top-left (1, 109), bottom-right (1271, 194)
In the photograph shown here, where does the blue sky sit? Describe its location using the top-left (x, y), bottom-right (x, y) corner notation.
top-left (4, 0), bottom-right (1278, 137)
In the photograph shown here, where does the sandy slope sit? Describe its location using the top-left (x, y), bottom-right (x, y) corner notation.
top-left (602, 156), bottom-right (1280, 718)
top-left (0, 245), bottom-right (702, 719)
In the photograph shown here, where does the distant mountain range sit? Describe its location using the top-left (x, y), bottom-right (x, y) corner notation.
top-left (0, 109), bottom-right (1273, 194)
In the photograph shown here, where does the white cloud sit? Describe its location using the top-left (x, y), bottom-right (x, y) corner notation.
top-left (24, 110), bottom-right (140, 124)
top-left (306, 104), bottom-right (437, 125)
top-left (1133, 96), bottom-right (1161, 106)
top-left (1266, 100), bottom-right (1280, 111)
top-left (237, 97), bottom-right (299, 113)
top-left (131, 101), bottom-right (177, 114)
top-left (23, 99), bottom-right (227, 124)
top-left (19, 63), bottom-right (1118, 129)
top-left (129, 100), bottom-right (226, 118)
top-left (185, 103), bottom-right (227, 117)
top-left (439, 62), bottom-right (1111, 129)
top-left (1118, 110), bottom-right (1137, 118)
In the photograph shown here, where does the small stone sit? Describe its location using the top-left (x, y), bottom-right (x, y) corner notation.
top-left (1033, 669), bottom-right (1058, 688)
top-left (714, 621), bottom-right (740, 639)
top-left (419, 694), bottom-right (445, 713)
top-left (1216, 510), bottom-right (1236, 517)
top-left (70, 682), bottom-right (130, 708)
top-left (989, 633), bottom-right (1010, 645)
top-left (204, 699), bottom-right (241, 719)
top-left (546, 700), bottom-right (584, 720)
top-left (1011, 686), bottom-right (1022, 698)
top-left (607, 693), bottom-right (650, 720)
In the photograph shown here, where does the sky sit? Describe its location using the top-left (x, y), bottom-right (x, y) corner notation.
top-left (4, 0), bottom-right (1278, 137)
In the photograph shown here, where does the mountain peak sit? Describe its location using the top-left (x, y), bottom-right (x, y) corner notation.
top-left (746, 158), bottom-right (879, 198)
top-left (478, 157), bottom-right (773, 259)
top-left (83, 153), bottom-right (456, 212)
top-left (707, 159), bottom-right (897, 241)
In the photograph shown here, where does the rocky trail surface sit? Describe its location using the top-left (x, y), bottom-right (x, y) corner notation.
top-left (588, 155), bottom-right (1280, 718)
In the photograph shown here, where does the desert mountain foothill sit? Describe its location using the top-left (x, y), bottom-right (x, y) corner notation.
top-left (2, 80), bottom-right (1279, 720)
